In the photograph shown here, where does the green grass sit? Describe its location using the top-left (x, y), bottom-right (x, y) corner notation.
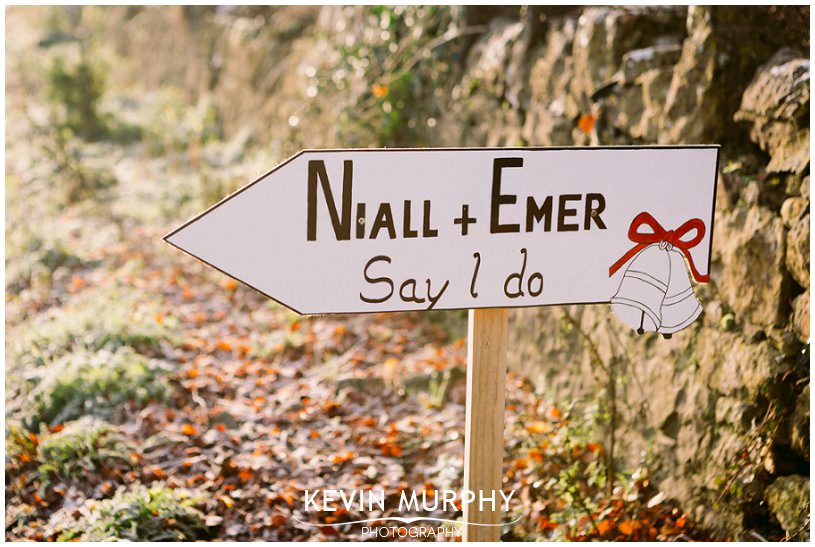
top-left (55, 483), bottom-right (210, 541)
top-left (16, 346), bottom-right (168, 430)
top-left (37, 416), bottom-right (130, 481)
top-left (11, 288), bottom-right (176, 370)
top-left (5, 233), bottom-right (86, 295)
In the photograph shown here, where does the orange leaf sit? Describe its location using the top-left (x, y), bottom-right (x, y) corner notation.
top-left (334, 324), bottom-right (346, 336)
top-left (217, 340), bottom-right (233, 352)
top-left (383, 442), bottom-right (403, 457)
top-left (513, 457), bottom-right (529, 470)
top-left (181, 424), bottom-right (198, 436)
top-left (618, 520), bottom-right (635, 535)
top-left (310, 430), bottom-right (320, 439)
top-left (577, 113), bottom-right (596, 134)
top-left (223, 279), bottom-right (238, 290)
top-left (595, 519), bottom-right (612, 535)
top-left (548, 406), bottom-right (563, 420)
top-left (372, 83), bottom-right (389, 98)
top-left (331, 451), bottom-right (354, 464)
top-left (527, 421), bottom-right (551, 434)
top-left (238, 468), bottom-right (253, 482)
top-left (675, 515), bottom-right (687, 529)
top-left (528, 448), bottom-right (544, 462)
top-left (272, 514), bottom-right (287, 527)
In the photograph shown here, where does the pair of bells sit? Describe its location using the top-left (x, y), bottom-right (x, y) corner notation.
top-left (610, 242), bottom-right (702, 337)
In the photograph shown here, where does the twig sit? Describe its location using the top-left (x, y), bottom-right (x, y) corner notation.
top-left (561, 310), bottom-right (608, 376)
top-left (561, 309), bottom-right (616, 496)
top-left (385, 25), bottom-right (487, 83)
top-left (607, 356), bottom-right (616, 498)
top-left (748, 529), bottom-right (769, 542)
top-left (567, 483), bottom-right (601, 536)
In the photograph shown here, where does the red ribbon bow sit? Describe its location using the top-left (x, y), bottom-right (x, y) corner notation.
top-left (609, 212), bottom-right (709, 283)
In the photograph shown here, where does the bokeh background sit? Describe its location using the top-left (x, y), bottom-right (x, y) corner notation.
top-left (5, 5), bottom-right (810, 541)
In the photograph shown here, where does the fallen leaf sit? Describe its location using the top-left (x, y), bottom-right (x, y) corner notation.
top-left (596, 519), bottom-right (612, 535)
top-left (618, 520), bottom-right (635, 535)
top-left (217, 340), bottom-right (233, 352)
top-left (577, 113), bottom-right (596, 134)
top-left (219, 495), bottom-right (235, 509)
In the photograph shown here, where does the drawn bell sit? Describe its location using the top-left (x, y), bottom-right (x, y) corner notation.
top-left (610, 244), bottom-right (670, 334)
top-left (657, 249), bottom-right (702, 335)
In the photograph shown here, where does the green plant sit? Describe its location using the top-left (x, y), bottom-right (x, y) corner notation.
top-left (55, 483), bottom-right (210, 541)
top-left (12, 289), bottom-right (175, 371)
top-left (45, 52), bottom-right (108, 141)
top-left (37, 417), bottom-right (130, 481)
top-left (5, 233), bottom-right (86, 295)
top-left (22, 346), bottom-right (168, 429)
top-left (320, 6), bottom-right (468, 147)
top-left (42, 125), bottom-right (117, 203)
top-left (137, 91), bottom-right (222, 157)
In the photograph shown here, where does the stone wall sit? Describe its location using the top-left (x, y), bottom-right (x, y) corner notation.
top-left (74, 5), bottom-right (809, 538)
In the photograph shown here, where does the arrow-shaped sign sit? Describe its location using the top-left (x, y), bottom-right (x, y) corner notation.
top-left (164, 146), bottom-right (719, 315)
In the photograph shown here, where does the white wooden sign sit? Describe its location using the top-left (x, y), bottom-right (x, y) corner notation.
top-left (166, 145), bottom-right (720, 540)
top-left (165, 147), bottom-right (719, 322)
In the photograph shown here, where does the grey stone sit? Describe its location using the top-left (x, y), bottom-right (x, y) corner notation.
top-left (765, 475), bottom-right (810, 534)
top-left (714, 206), bottom-right (787, 328)
top-left (780, 197), bottom-right (807, 227)
top-left (659, 6), bottom-right (717, 143)
top-left (786, 212), bottom-right (809, 288)
top-left (790, 383), bottom-right (809, 460)
top-left (619, 44), bottom-right (682, 84)
top-left (792, 290), bottom-right (809, 342)
top-left (735, 48), bottom-right (810, 174)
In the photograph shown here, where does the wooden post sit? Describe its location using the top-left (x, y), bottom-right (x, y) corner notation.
top-left (463, 308), bottom-right (509, 541)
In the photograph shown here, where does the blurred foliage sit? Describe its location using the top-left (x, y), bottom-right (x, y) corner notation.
top-left (505, 404), bottom-right (699, 541)
top-left (317, 6), bottom-right (466, 147)
top-left (20, 347), bottom-right (168, 429)
top-left (134, 91), bottom-right (222, 157)
top-left (42, 125), bottom-right (118, 203)
top-left (37, 417), bottom-right (130, 481)
top-left (10, 288), bottom-right (176, 371)
top-left (5, 234), bottom-right (86, 296)
top-left (45, 52), bottom-right (108, 141)
top-left (55, 483), bottom-right (210, 541)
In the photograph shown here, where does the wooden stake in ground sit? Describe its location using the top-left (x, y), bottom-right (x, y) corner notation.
top-left (463, 308), bottom-right (509, 541)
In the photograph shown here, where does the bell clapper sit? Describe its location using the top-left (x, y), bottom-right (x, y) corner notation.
top-left (636, 310), bottom-right (645, 335)
top-left (662, 333), bottom-right (672, 339)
